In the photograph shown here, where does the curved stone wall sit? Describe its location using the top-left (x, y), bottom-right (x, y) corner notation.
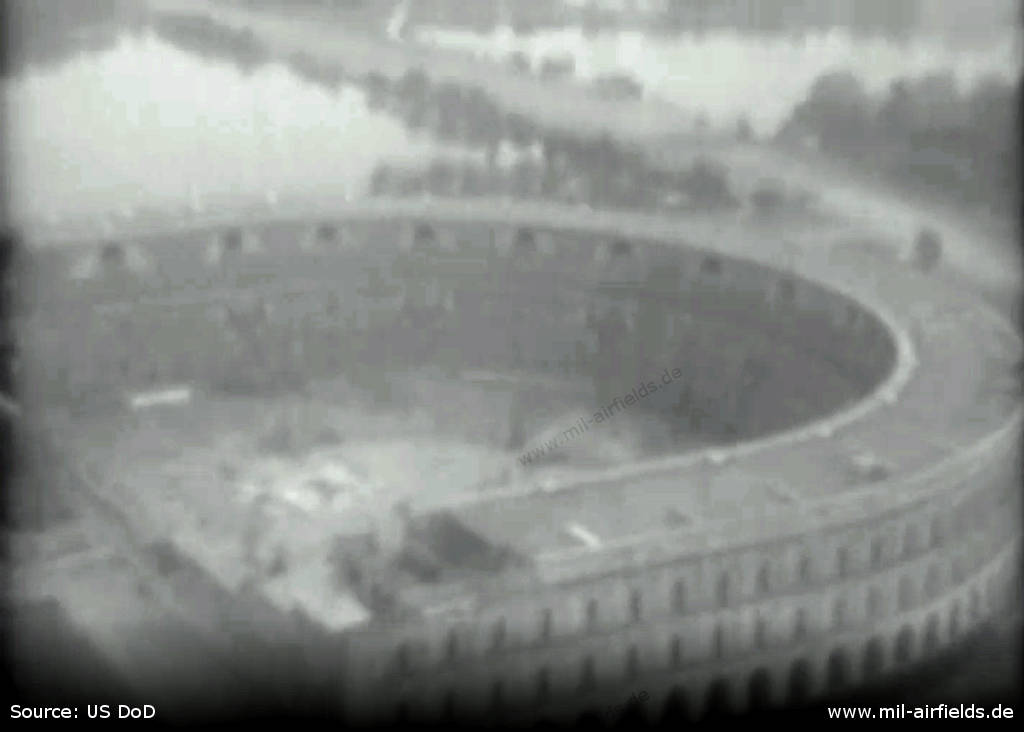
top-left (17, 201), bottom-right (1020, 722)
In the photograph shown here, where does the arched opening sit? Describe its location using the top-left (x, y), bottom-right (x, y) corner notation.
top-left (222, 227), bottom-right (244, 254)
top-left (585, 598), bottom-right (599, 631)
top-left (924, 565), bottom-right (942, 599)
top-left (100, 241), bottom-right (125, 267)
top-left (717, 571), bottom-right (732, 607)
top-left (798, 554), bottom-right (813, 584)
top-left (515, 227), bottom-right (537, 254)
top-left (787, 658), bottom-right (813, 706)
top-left (949, 602), bottom-right (962, 638)
top-left (445, 628), bottom-right (458, 662)
top-left (867, 586), bottom-right (884, 618)
top-left (777, 277), bottom-right (796, 304)
top-left (923, 613), bottom-right (941, 652)
top-left (748, 667), bottom-right (773, 710)
top-left (969, 588), bottom-right (982, 619)
top-left (672, 579), bottom-right (686, 613)
top-left (700, 255), bottom-right (722, 276)
top-left (757, 562), bottom-right (772, 594)
top-left (862, 636), bottom-right (885, 680)
top-left (703, 678), bottom-right (733, 718)
top-left (713, 623), bottom-right (726, 658)
top-left (793, 608), bottom-right (808, 639)
top-left (316, 222), bottom-right (338, 243)
top-left (611, 238), bottom-right (633, 259)
top-left (930, 514), bottom-right (948, 547)
top-left (754, 615), bottom-right (769, 648)
top-left (894, 625), bottom-right (915, 664)
top-left (661, 686), bottom-right (691, 723)
top-left (836, 546), bottom-right (851, 578)
top-left (870, 537), bottom-right (885, 569)
top-left (539, 607), bottom-right (553, 642)
top-left (827, 648), bottom-right (850, 692)
top-left (670, 634), bottom-right (682, 667)
top-left (903, 524), bottom-right (922, 556)
top-left (413, 223), bottom-right (437, 248)
top-left (833, 596), bottom-right (847, 629)
top-left (629, 588), bottom-right (643, 622)
top-left (491, 616), bottom-right (506, 652)
top-left (898, 575), bottom-right (916, 611)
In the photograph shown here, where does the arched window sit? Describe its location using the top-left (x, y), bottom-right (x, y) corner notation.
top-left (667, 580), bottom-right (685, 615)
top-left (903, 524), bottom-right (922, 557)
top-left (798, 554), bottom-right (813, 584)
top-left (868, 585), bottom-right (884, 617)
top-left (539, 608), bottom-right (553, 642)
top-left (611, 238), bottom-right (633, 259)
top-left (700, 255), bottom-right (722, 276)
top-left (716, 572), bottom-right (732, 607)
top-left (793, 608), bottom-right (808, 639)
top-left (870, 537), bottom-right (885, 569)
top-left (585, 598), bottom-right (599, 631)
top-left (898, 575), bottom-right (916, 611)
top-left (757, 562), bottom-right (772, 594)
top-left (515, 227), bottom-right (537, 254)
top-left (446, 628), bottom-right (458, 662)
top-left (395, 642), bottom-right (410, 674)
top-left (491, 616), bottom-right (506, 652)
top-left (833, 597), bottom-right (847, 629)
top-left (670, 635), bottom-right (682, 667)
top-left (924, 565), bottom-right (942, 599)
top-left (100, 241), bottom-right (125, 267)
top-left (754, 616), bottom-right (769, 648)
top-left (836, 546), bottom-right (851, 578)
top-left (629, 589), bottom-right (643, 622)
top-left (316, 222), bottom-right (338, 243)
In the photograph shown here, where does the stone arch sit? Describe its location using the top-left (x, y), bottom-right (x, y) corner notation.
top-left (923, 613), bottom-right (941, 652)
top-left (747, 667), bottom-right (773, 710)
top-left (826, 648), bottom-right (851, 692)
top-left (787, 658), bottom-right (814, 706)
top-left (894, 625), bottom-right (915, 664)
top-left (862, 635), bottom-right (886, 680)
top-left (661, 685), bottom-right (692, 722)
top-left (703, 677), bottom-right (733, 718)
